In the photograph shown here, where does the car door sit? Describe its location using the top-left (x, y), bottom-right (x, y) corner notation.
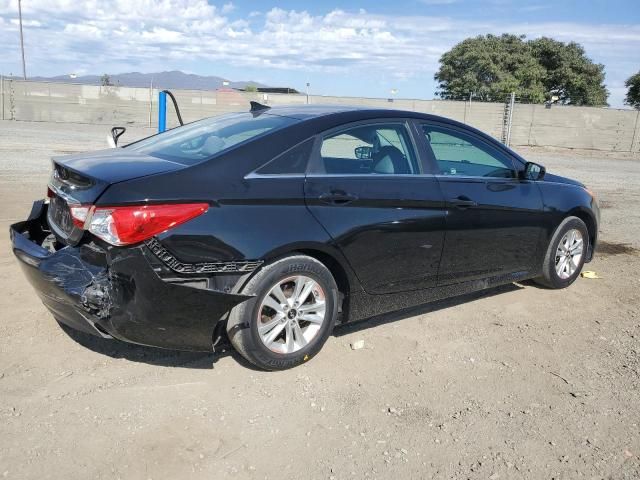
top-left (304, 119), bottom-right (447, 294)
top-left (415, 121), bottom-right (545, 286)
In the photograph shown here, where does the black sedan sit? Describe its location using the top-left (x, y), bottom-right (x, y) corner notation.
top-left (10, 104), bottom-right (599, 370)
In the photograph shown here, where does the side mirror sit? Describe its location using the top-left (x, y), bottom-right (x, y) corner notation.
top-left (355, 146), bottom-right (373, 159)
top-left (107, 126), bottom-right (126, 148)
top-left (522, 161), bottom-right (545, 181)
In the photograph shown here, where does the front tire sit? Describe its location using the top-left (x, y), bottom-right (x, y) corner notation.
top-left (534, 216), bottom-right (588, 289)
top-left (227, 255), bottom-right (338, 371)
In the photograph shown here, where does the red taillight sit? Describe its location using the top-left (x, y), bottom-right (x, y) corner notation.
top-left (69, 205), bottom-right (92, 228)
top-left (48, 187), bottom-right (91, 228)
top-left (86, 203), bottom-right (209, 246)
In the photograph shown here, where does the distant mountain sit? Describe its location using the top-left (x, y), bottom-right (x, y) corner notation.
top-left (26, 71), bottom-right (267, 90)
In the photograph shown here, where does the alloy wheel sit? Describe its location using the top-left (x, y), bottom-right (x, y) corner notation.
top-left (257, 275), bottom-right (326, 354)
top-left (555, 228), bottom-right (584, 280)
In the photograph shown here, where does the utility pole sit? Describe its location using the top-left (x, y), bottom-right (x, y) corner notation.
top-left (1, 75), bottom-right (4, 120)
top-left (462, 92), bottom-right (473, 124)
top-left (506, 91), bottom-right (515, 147)
top-left (18, 0), bottom-right (27, 80)
top-left (148, 77), bottom-right (154, 128)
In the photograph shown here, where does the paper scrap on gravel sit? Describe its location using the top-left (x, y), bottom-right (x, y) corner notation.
top-left (581, 271), bottom-right (601, 279)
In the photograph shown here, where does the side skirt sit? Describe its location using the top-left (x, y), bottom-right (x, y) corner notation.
top-left (345, 270), bottom-right (534, 323)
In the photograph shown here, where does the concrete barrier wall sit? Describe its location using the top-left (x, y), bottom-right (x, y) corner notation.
top-left (1, 79), bottom-right (639, 154)
top-left (510, 103), bottom-right (640, 152)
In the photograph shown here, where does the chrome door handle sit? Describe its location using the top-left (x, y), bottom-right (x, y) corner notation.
top-left (450, 196), bottom-right (478, 209)
top-left (319, 191), bottom-right (358, 205)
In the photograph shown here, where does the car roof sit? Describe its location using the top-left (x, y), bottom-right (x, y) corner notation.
top-left (263, 104), bottom-right (370, 118)
top-left (262, 104), bottom-right (472, 130)
top-left (261, 104), bottom-right (476, 137)
top-left (263, 104), bottom-right (422, 120)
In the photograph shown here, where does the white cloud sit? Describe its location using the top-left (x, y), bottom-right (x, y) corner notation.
top-left (10, 18), bottom-right (42, 27)
top-left (0, 0), bottom-right (637, 106)
top-left (221, 2), bottom-right (235, 14)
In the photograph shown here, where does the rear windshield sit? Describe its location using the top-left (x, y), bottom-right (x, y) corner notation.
top-left (125, 112), bottom-right (298, 165)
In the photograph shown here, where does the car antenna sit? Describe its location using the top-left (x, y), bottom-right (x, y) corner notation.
top-left (250, 101), bottom-right (271, 114)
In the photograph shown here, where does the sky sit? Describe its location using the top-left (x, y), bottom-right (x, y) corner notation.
top-left (0, 0), bottom-right (639, 108)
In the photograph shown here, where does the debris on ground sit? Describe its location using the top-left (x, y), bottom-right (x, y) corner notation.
top-left (581, 271), bottom-right (601, 279)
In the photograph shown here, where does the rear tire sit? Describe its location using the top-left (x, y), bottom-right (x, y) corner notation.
top-left (534, 216), bottom-right (588, 289)
top-left (227, 255), bottom-right (338, 371)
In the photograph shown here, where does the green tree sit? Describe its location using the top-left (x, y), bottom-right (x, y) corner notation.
top-left (435, 34), bottom-right (608, 106)
top-left (244, 84), bottom-right (258, 92)
top-left (530, 37), bottom-right (608, 106)
top-left (625, 71), bottom-right (640, 109)
top-left (101, 74), bottom-right (112, 87)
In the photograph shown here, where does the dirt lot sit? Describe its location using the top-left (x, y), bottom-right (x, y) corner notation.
top-left (1, 120), bottom-right (639, 479)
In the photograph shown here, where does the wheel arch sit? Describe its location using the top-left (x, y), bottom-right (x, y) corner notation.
top-left (566, 207), bottom-right (597, 261)
top-left (236, 242), bottom-right (359, 320)
top-left (292, 247), bottom-right (354, 322)
top-left (295, 248), bottom-right (351, 299)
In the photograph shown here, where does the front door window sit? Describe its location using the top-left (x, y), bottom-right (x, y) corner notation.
top-left (421, 125), bottom-right (515, 178)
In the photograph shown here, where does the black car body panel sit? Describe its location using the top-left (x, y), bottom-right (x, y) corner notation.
top-left (305, 174), bottom-right (447, 294)
top-left (542, 172), bottom-right (585, 188)
top-left (536, 179), bottom-right (600, 257)
top-left (54, 149), bottom-right (189, 185)
top-left (10, 105), bottom-right (600, 353)
top-left (11, 202), bottom-right (252, 350)
top-left (434, 175), bottom-right (546, 285)
top-left (50, 149), bottom-right (190, 208)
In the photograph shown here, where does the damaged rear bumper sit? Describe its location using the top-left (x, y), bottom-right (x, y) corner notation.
top-left (10, 201), bottom-right (252, 352)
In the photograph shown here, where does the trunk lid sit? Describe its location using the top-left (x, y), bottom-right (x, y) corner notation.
top-left (48, 149), bottom-right (187, 245)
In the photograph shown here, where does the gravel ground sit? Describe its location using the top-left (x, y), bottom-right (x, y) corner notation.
top-left (1, 120), bottom-right (639, 479)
